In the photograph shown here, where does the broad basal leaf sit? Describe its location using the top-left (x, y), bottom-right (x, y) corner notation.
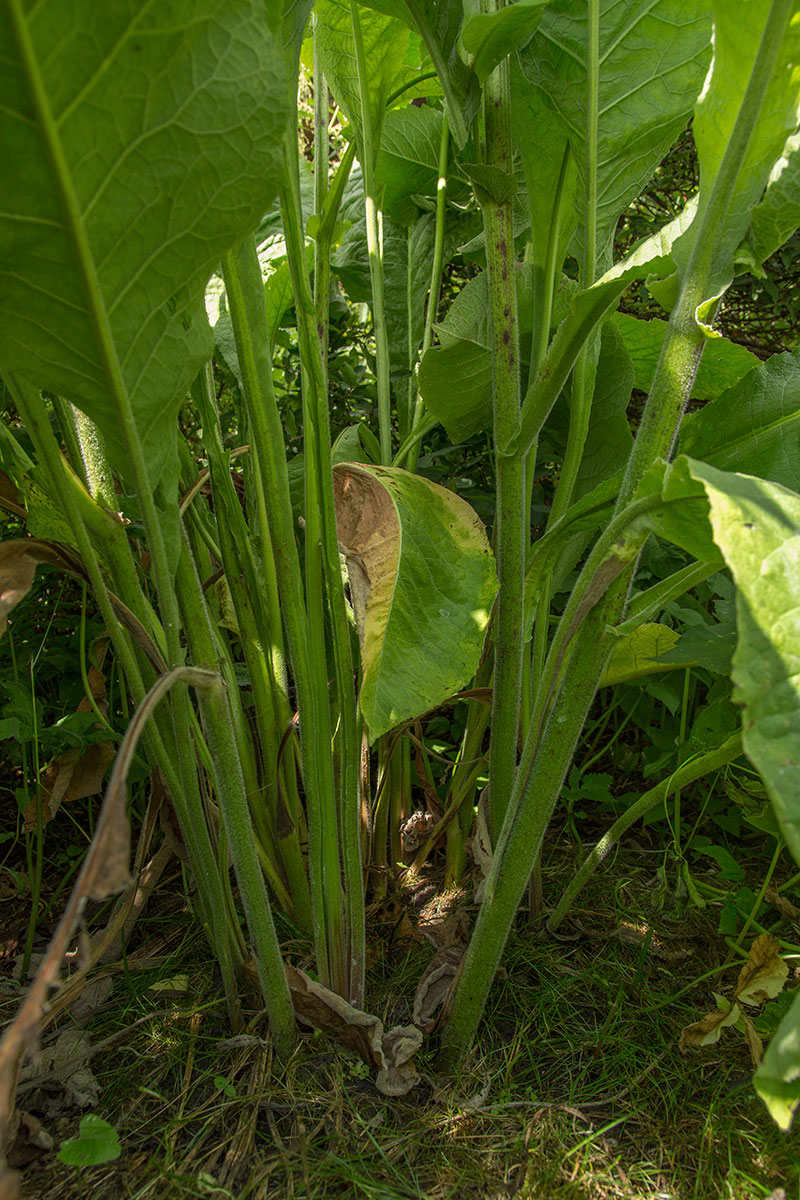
top-left (333, 464), bottom-right (497, 740)
top-left (645, 457), bottom-right (800, 866)
top-left (0, 1), bottom-right (289, 502)
top-left (518, 0), bottom-right (711, 269)
top-left (678, 345), bottom-right (800, 489)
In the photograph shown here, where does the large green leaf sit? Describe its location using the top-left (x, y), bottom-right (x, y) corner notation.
top-left (518, 0), bottom-right (711, 268)
top-left (643, 457), bottom-right (800, 866)
top-left (749, 131), bottom-right (800, 264)
top-left (678, 346), bottom-right (800, 489)
top-left (510, 54), bottom-right (578, 346)
top-left (688, 459), bottom-right (800, 867)
top-left (609, 313), bottom-right (760, 402)
top-left (416, 336), bottom-right (493, 442)
top-left (755, 988), bottom-right (800, 1130)
top-left (333, 463), bottom-right (497, 740)
top-left (0, 0), bottom-right (288, 496)
top-left (672, 0), bottom-right (800, 303)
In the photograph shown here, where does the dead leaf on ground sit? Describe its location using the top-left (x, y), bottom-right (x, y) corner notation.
top-left (735, 934), bottom-right (788, 1005)
top-left (679, 1000), bottom-right (740, 1052)
top-left (283, 964), bottom-right (422, 1096)
top-left (412, 945), bottom-right (464, 1034)
top-left (765, 886), bottom-right (799, 922)
top-left (20, 1027), bottom-right (99, 1111)
top-left (740, 1010), bottom-right (763, 1067)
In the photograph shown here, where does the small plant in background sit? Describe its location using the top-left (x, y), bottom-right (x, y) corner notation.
top-left (1, 7), bottom-right (800, 1195)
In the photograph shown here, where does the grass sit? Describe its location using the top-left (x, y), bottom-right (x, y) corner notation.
top-left (5, 812), bottom-right (798, 1200)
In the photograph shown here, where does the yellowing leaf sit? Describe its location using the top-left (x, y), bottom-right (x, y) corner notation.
top-left (600, 623), bottom-right (689, 687)
top-left (333, 464), bottom-right (497, 741)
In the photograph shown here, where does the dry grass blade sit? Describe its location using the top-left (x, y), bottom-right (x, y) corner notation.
top-left (0, 666), bottom-right (220, 1164)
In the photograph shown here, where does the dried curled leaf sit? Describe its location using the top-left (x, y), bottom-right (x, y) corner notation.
top-left (765, 886), bottom-right (799, 922)
top-left (284, 965), bottom-right (422, 1096)
top-left (735, 934), bottom-right (788, 1005)
top-left (679, 999), bottom-right (740, 1051)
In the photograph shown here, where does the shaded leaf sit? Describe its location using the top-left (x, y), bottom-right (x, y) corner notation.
top-left (462, 0), bottom-right (547, 83)
top-left (749, 131), bottom-right (800, 264)
top-left (57, 1114), bottom-right (120, 1167)
top-left (755, 987), bottom-right (800, 1130)
top-left (600, 623), bottom-right (683, 688)
top-left (610, 313), bottom-right (760, 402)
top-left (678, 346), bottom-right (800, 490)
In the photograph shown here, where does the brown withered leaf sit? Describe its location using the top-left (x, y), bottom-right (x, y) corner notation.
top-left (735, 934), bottom-right (788, 1005)
top-left (412, 945), bottom-right (463, 1034)
top-left (740, 1010), bottom-right (764, 1067)
top-left (765, 886), bottom-right (800, 922)
top-left (87, 802), bottom-right (130, 901)
top-left (26, 741), bottom-right (115, 831)
top-left (284, 965), bottom-right (422, 1096)
top-left (0, 543), bottom-right (37, 637)
top-left (469, 790), bottom-right (492, 904)
top-left (679, 1000), bottom-right (740, 1052)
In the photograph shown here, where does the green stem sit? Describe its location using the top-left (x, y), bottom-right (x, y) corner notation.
top-left (617, 0), bottom-right (796, 509)
top-left (349, 0), bottom-right (392, 464)
top-left (438, 575), bottom-right (630, 1070)
top-left (281, 130), bottom-right (365, 1004)
top-left (480, 5), bottom-right (525, 844)
top-left (407, 112), bottom-right (450, 473)
top-left (173, 535), bottom-right (297, 1057)
top-left (548, 735), bottom-right (743, 932)
top-left (7, 375), bottom-right (242, 1017)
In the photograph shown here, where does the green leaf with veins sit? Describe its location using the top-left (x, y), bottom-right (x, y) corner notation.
top-left (375, 105), bottom-right (445, 224)
top-left (518, 0), bottom-right (711, 270)
top-left (755, 988), bottom-right (800, 1130)
top-left (0, 0), bottom-right (288, 501)
top-left (313, 0), bottom-right (436, 151)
